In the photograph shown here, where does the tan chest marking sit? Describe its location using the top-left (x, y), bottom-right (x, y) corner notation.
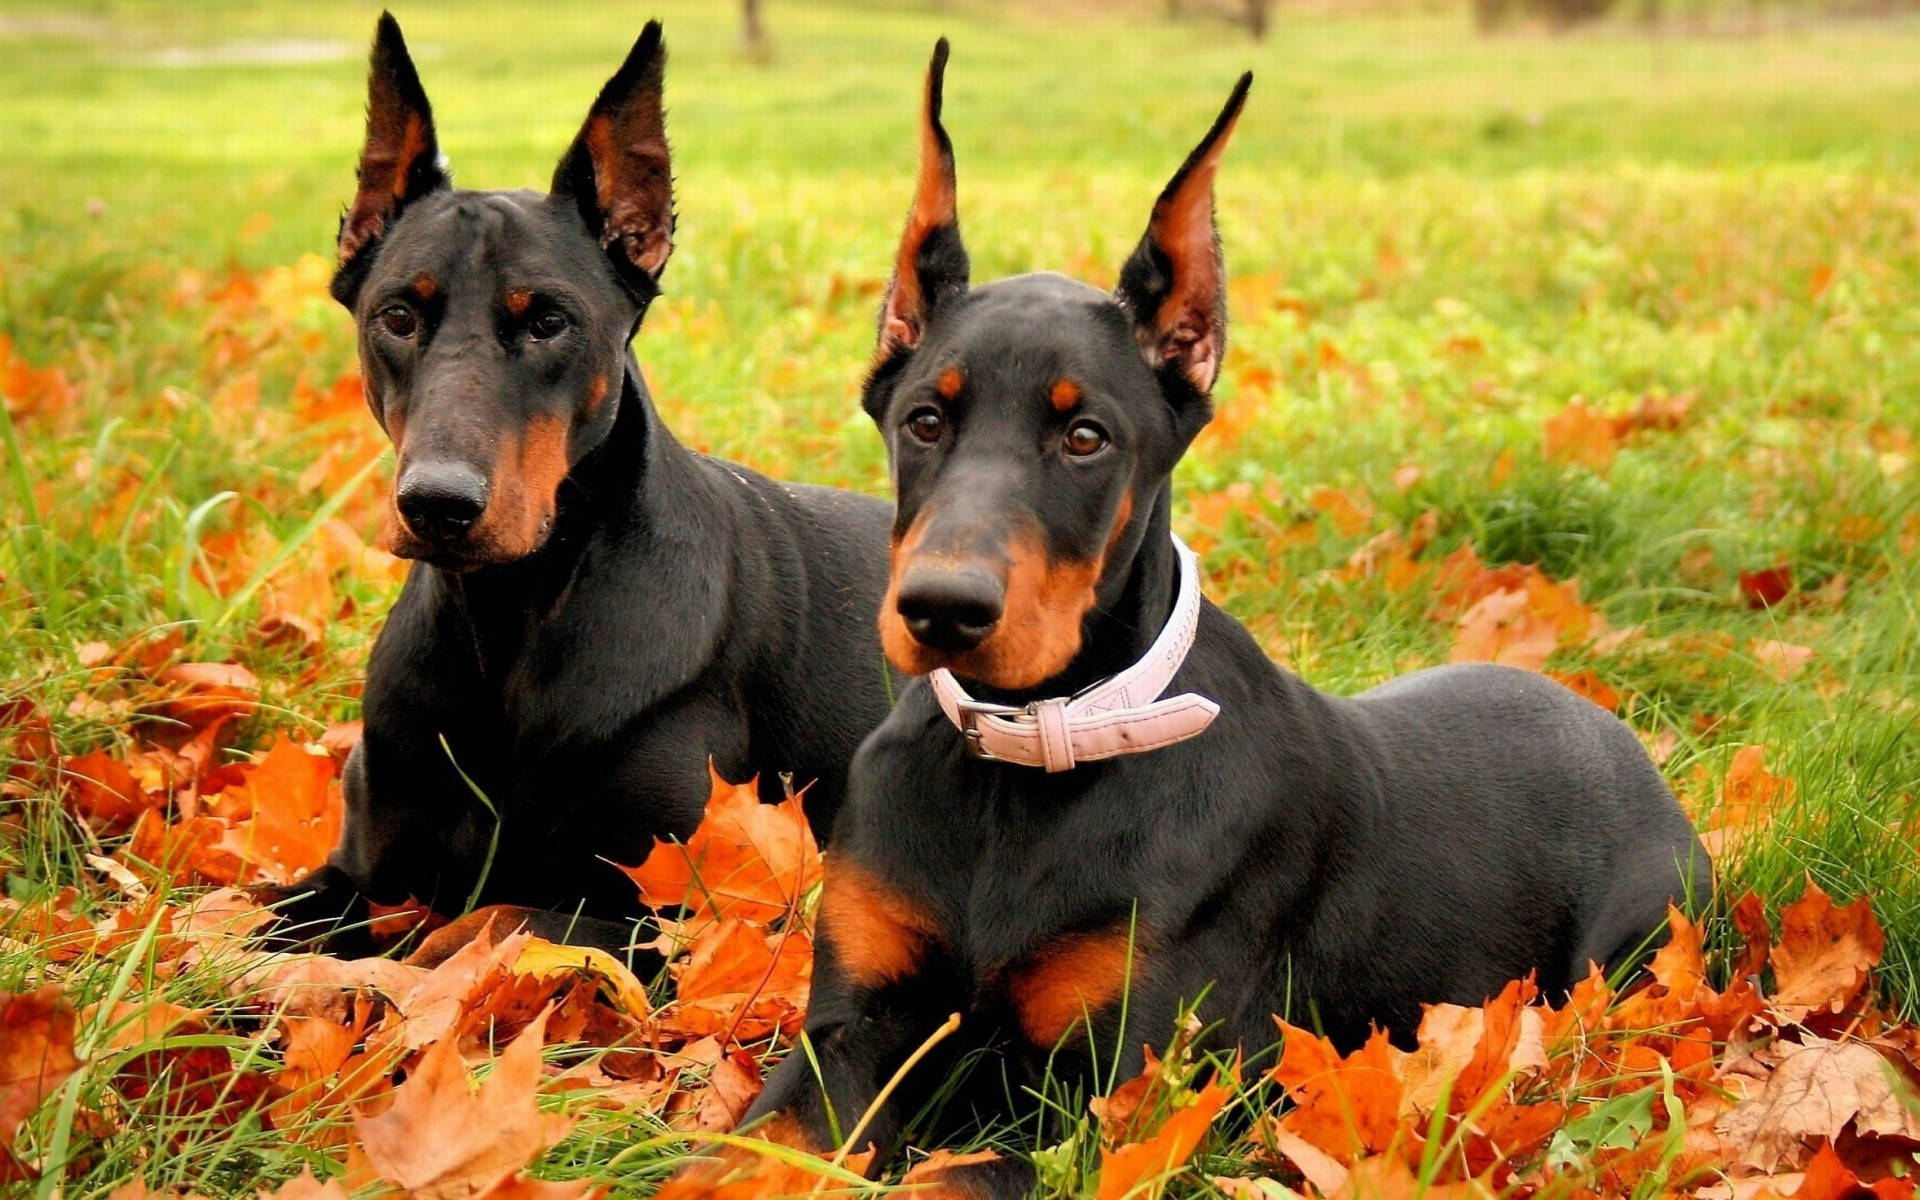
top-left (1008, 927), bottom-right (1141, 1047)
top-left (818, 861), bottom-right (942, 988)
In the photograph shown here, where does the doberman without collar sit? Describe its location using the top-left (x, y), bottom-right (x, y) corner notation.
top-left (264, 16), bottom-right (898, 958)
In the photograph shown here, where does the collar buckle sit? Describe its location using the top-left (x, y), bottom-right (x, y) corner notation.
top-left (953, 696), bottom-right (1022, 761)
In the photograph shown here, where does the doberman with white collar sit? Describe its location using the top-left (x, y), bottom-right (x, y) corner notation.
top-left (687, 43), bottom-right (1710, 1195)
top-left (263, 16), bottom-right (896, 956)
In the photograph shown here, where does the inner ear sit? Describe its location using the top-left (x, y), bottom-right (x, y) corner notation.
top-left (873, 39), bottom-right (970, 372)
top-left (1114, 73), bottom-right (1251, 398)
top-left (551, 21), bottom-right (674, 297)
top-left (334, 13), bottom-right (449, 304)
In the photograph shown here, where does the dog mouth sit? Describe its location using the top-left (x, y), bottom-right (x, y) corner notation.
top-left (880, 552), bottom-right (1098, 691)
top-left (383, 508), bottom-right (558, 571)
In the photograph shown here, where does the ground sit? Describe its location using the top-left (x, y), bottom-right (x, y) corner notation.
top-left (0, 2), bottom-right (1916, 1197)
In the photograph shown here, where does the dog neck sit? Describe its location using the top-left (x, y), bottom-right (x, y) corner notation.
top-left (436, 353), bottom-right (703, 679)
top-left (969, 481), bottom-right (1183, 706)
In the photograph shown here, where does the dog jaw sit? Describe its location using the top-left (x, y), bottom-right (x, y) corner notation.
top-left (880, 522), bottom-right (1101, 691)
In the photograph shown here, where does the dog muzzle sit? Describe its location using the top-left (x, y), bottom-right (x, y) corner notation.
top-left (929, 531), bottom-right (1220, 772)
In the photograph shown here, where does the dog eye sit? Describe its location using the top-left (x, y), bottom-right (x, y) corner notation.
top-left (906, 407), bottom-right (945, 444)
top-left (1063, 420), bottom-right (1109, 458)
top-left (528, 309), bottom-right (570, 341)
top-left (377, 305), bottom-right (418, 338)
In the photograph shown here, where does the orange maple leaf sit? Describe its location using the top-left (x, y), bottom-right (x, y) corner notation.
top-left (1543, 397), bottom-right (1620, 471)
top-left (1449, 572), bottom-right (1598, 673)
top-left (202, 737), bottom-right (344, 886)
top-left (1270, 1023), bottom-right (1404, 1166)
top-left (656, 919), bottom-right (813, 1044)
top-left (1, 986), bottom-right (81, 1183)
top-left (146, 662), bottom-right (261, 730)
top-left (621, 764), bottom-right (821, 929)
top-left (1096, 1071), bottom-right (1235, 1200)
top-left (1770, 880), bottom-right (1885, 1018)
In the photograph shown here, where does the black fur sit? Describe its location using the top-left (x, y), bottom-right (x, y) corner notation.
top-left (729, 49), bottom-right (1711, 1197)
top-left (266, 17), bottom-right (897, 955)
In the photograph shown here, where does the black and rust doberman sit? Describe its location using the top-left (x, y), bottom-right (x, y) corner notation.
top-left (266, 16), bottom-right (896, 957)
top-left (688, 44), bottom-right (1711, 1195)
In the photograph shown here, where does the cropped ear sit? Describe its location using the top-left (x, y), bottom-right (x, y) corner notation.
top-left (873, 39), bottom-right (970, 372)
top-left (1115, 73), bottom-right (1251, 401)
top-left (551, 21), bottom-right (674, 301)
top-left (334, 13), bottom-right (449, 304)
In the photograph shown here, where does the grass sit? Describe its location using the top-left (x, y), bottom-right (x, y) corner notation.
top-left (1, 0), bottom-right (1917, 1195)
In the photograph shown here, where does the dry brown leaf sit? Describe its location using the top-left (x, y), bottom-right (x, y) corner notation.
top-left (1713, 1036), bottom-right (1920, 1172)
top-left (354, 1007), bottom-right (573, 1199)
top-left (261, 1167), bottom-right (353, 1199)
top-left (691, 1049), bottom-right (762, 1133)
top-left (241, 952), bottom-right (429, 1024)
top-left (1770, 882), bottom-right (1885, 1019)
top-left (384, 924), bottom-right (529, 1052)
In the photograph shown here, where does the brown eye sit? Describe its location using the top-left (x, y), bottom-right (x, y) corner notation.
top-left (528, 308), bottom-right (570, 340)
top-left (1063, 419), bottom-right (1109, 458)
top-left (378, 305), bottom-right (417, 338)
top-left (907, 407), bottom-right (945, 444)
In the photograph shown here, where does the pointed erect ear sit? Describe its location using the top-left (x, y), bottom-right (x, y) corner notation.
top-left (551, 22), bottom-right (674, 299)
top-left (1115, 73), bottom-right (1251, 399)
top-left (334, 13), bottom-right (449, 300)
top-left (875, 39), bottom-right (970, 368)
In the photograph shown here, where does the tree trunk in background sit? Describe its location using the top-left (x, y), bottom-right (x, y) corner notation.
top-left (742, 0), bottom-right (770, 61)
top-left (1246, 0), bottom-right (1271, 38)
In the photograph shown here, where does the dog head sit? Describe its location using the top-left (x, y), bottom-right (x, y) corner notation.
top-left (863, 42), bottom-right (1249, 691)
top-left (331, 14), bottom-right (674, 569)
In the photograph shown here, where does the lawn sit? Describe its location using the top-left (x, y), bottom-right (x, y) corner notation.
top-left (1, 1), bottom-right (1917, 1197)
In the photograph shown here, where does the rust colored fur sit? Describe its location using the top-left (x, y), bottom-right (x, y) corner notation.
top-left (819, 862), bottom-right (941, 988)
top-left (1007, 927), bottom-right (1140, 1047)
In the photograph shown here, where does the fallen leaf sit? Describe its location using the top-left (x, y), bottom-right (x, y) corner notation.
top-left (1332, 1155), bottom-right (1494, 1199)
top-left (1714, 1036), bottom-right (1920, 1172)
top-left (1739, 565), bottom-right (1795, 610)
top-left (619, 765), bottom-right (820, 929)
top-left (510, 938), bottom-right (651, 1019)
top-left (656, 919), bottom-right (812, 1043)
top-left (1770, 881), bottom-right (1885, 1019)
top-left (1271, 1024), bottom-right (1403, 1165)
top-left (1752, 639), bottom-right (1816, 682)
top-left (354, 1007), bottom-right (573, 1199)
top-left (1796, 1140), bottom-right (1916, 1200)
top-left (692, 1049), bottom-right (762, 1133)
top-left (148, 662), bottom-right (261, 729)
top-left (1544, 397), bottom-right (1620, 471)
top-left (1097, 1073), bottom-right (1235, 1200)
top-left (0, 986), bottom-right (80, 1181)
top-left (262, 1168), bottom-right (353, 1200)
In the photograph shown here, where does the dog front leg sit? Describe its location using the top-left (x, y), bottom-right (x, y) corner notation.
top-left (663, 969), bottom-right (961, 1192)
top-left (257, 736), bottom-right (474, 954)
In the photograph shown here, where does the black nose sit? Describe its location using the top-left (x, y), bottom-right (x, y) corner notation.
top-left (896, 565), bottom-right (1005, 653)
top-left (396, 462), bottom-right (490, 541)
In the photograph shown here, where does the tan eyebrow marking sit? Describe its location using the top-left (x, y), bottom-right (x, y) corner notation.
top-left (1050, 379), bottom-right (1081, 412)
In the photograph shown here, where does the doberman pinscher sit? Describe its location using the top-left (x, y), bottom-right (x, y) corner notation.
top-left (688, 44), bottom-right (1711, 1195)
top-left (266, 16), bottom-right (896, 957)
